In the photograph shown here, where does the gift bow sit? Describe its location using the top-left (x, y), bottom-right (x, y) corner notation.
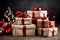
top-left (22, 12), bottom-right (30, 18)
top-left (16, 11), bottom-right (30, 18)
top-left (16, 11), bottom-right (23, 17)
top-left (30, 7), bottom-right (37, 11)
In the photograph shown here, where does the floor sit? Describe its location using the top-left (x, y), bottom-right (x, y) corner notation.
top-left (0, 24), bottom-right (60, 40)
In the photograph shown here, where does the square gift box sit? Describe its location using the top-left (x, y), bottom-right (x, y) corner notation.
top-left (15, 17), bottom-right (32, 25)
top-left (37, 18), bottom-right (49, 28)
top-left (38, 27), bottom-right (58, 37)
top-left (27, 10), bottom-right (40, 18)
top-left (12, 24), bottom-right (36, 36)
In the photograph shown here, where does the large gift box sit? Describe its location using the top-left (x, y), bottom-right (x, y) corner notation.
top-left (15, 17), bottom-right (32, 25)
top-left (27, 11), bottom-right (40, 18)
top-left (37, 18), bottom-right (49, 28)
top-left (12, 24), bottom-right (36, 36)
top-left (38, 27), bottom-right (58, 37)
top-left (49, 21), bottom-right (55, 27)
top-left (39, 10), bottom-right (48, 17)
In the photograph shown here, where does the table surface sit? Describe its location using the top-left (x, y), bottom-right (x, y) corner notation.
top-left (0, 25), bottom-right (60, 40)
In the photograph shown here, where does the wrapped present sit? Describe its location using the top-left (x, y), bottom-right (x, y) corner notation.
top-left (27, 11), bottom-right (40, 18)
top-left (38, 27), bottom-right (58, 37)
top-left (37, 18), bottom-right (49, 28)
top-left (12, 24), bottom-right (36, 36)
top-left (49, 21), bottom-right (55, 28)
top-left (15, 17), bottom-right (32, 25)
top-left (40, 10), bottom-right (48, 17)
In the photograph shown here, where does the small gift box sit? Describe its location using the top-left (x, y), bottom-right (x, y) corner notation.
top-left (37, 18), bottom-right (49, 28)
top-left (12, 24), bottom-right (36, 36)
top-left (38, 27), bottom-right (58, 37)
top-left (27, 10), bottom-right (40, 18)
top-left (14, 17), bottom-right (32, 25)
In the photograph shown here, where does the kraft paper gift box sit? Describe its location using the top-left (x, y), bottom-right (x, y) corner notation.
top-left (49, 21), bottom-right (55, 27)
top-left (15, 17), bottom-right (32, 25)
top-left (37, 18), bottom-right (49, 28)
top-left (27, 10), bottom-right (40, 18)
top-left (39, 10), bottom-right (48, 17)
top-left (12, 24), bottom-right (36, 36)
top-left (38, 27), bottom-right (58, 37)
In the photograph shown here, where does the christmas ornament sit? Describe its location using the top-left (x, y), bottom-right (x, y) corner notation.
top-left (4, 7), bottom-right (14, 23)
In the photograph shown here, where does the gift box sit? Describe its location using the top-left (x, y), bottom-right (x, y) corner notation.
top-left (40, 10), bottom-right (48, 17)
top-left (14, 17), bottom-right (32, 25)
top-left (37, 18), bottom-right (49, 28)
top-left (38, 27), bottom-right (58, 37)
top-left (49, 21), bottom-right (55, 27)
top-left (27, 11), bottom-right (40, 18)
top-left (12, 24), bottom-right (36, 36)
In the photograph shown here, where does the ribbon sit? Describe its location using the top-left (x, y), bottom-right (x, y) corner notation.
top-left (23, 25), bottom-right (26, 37)
top-left (41, 21), bottom-right (44, 28)
top-left (16, 11), bottom-right (23, 17)
top-left (41, 28), bottom-right (43, 36)
top-left (30, 7), bottom-right (37, 18)
top-left (32, 11), bottom-right (35, 18)
top-left (22, 18), bottom-right (25, 25)
top-left (52, 29), bottom-right (54, 36)
top-left (37, 6), bottom-right (43, 11)
top-left (49, 22), bottom-right (53, 28)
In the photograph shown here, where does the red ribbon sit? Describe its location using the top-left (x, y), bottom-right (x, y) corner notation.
top-left (23, 25), bottom-right (26, 37)
top-left (42, 21), bottom-right (44, 28)
top-left (52, 30), bottom-right (54, 36)
top-left (22, 18), bottom-right (25, 25)
top-left (49, 22), bottom-right (53, 28)
top-left (41, 28), bottom-right (43, 36)
top-left (32, 11), bottom-right (35, 18)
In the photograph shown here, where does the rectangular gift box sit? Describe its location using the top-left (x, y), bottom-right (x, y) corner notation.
top-left (37, 18), bottom-right (49, 28)
top-left (27, 11), bottom-right (40, 18)
top-left (39, 10), bottom-right (48, 17)
top-left (12, 24), bottom-right (36, 36)
top-left (49, 21), bottom-right (55, 27)
top-left (38, 27), bottom-right (58, 37)
top-left (15, 17), bottom-right (32, 25)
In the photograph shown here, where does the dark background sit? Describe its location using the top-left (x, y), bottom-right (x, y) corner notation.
top-left (0, 0), bottom-right (60, 25)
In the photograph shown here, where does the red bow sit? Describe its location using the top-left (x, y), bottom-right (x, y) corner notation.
top-left (37, 6), bottom-right (43, 11)
top-left (16, 11), bottom-right (23, 17)
top-left (30, 7), bottom-right (37, 11)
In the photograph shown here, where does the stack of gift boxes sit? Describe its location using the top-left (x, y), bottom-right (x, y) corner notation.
top-left (12, 11), bottom-right (36, 36)
top-left (27, 7), bottom-right (58, 37)
top-left (11, 7), bottom-right (58, 37)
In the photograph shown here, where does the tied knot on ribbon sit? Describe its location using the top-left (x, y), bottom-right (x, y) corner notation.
top-left (16, 11), bottom-right (23, 17)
